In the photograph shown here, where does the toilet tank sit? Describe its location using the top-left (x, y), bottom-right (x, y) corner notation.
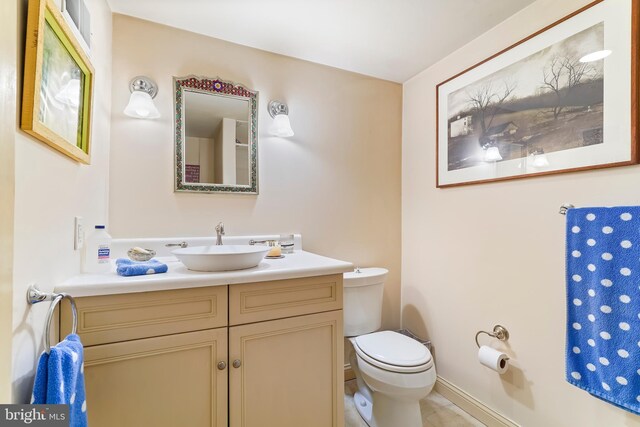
top-left (343, 268), bottom-right (388, 337)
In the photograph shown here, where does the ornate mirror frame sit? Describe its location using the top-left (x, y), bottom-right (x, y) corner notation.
top-left (173, 75), bottom-right (259, 194)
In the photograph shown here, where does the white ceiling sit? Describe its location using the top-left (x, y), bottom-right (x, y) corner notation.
top-left (107, 0), bottom-right (537, 83)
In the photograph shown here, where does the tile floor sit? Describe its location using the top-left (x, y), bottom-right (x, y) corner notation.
top-left (344, 380), bottom-right (485, 427)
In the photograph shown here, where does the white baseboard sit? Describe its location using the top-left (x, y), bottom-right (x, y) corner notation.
top-left (435, 376), bottom-right (520, 427)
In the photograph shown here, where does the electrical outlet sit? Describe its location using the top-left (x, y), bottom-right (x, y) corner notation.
top-left (74, 216), bottom-right (84, 250)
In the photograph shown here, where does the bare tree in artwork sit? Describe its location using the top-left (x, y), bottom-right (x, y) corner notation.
top-left (542, 55), bottom-right (599, 120)
top-left (445, 22), bottom-right (604, 171)
top-left (466, 79), bottom-right (516, 143)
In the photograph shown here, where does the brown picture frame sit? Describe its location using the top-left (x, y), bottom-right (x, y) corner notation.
top-left (436, 0), bottom-right (640, 188)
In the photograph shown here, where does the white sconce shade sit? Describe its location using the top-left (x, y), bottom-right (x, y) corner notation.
top-left (55, 78), bottom-right (81, 108)
top-left (268, 100), bottom-right (294, 137)
top-left (271, 114), bottom-right (294, 137)
top-left (124, 76), bottom-right (160, 119)
top-left (124, 91), bottom-right (160, 119)
top-left (484, 146), bottom-right (502, 162)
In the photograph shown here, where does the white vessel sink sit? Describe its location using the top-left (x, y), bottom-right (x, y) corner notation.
top-left (172, 245), bottom-right (271, 272)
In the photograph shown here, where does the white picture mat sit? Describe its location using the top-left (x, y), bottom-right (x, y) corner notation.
top-left (437, 0), bottom-right (632, 186)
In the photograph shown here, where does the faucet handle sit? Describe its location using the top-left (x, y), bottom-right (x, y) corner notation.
top-left (166, 241), bottom-right (188, 248)
top-left (215, 222), bottom-right (225, 235)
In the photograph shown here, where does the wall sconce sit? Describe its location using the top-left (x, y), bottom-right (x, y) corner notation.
top-left (484, 146), bottom-right (502, 162)
top-left (124, 76), bottom-right (160, 119)
top-left (268, 100), bottom-right (294, 137)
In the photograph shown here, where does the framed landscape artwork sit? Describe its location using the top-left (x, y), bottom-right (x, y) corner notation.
top-left (436, 0), bottom-right (639, 187)
top-left (21, 0), bottom-right (94, 164)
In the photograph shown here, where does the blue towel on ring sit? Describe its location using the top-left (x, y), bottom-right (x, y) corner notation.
top-left (32, 334), bottom-right (88, 427)
top-left (116, 258), bottom-right (168, 276)
top-left (566, 207), bottom-right (640, 415)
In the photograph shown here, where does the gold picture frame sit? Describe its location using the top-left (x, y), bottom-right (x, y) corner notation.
top-left (21, 0), bottom-right (94, 164)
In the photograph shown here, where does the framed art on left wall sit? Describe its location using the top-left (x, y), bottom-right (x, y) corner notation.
top-left (436, 0), bottom-right (639, 188)
top-left (21, 0), bottom-right (94, 164)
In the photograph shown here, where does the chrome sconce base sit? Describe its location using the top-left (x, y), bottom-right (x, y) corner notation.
top-left (129, 76), bottom-right (158, 98)
top-left (268, 100), bottom-right (289, 118)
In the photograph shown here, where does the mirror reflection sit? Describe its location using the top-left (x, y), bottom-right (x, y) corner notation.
top-left (184, 91), bottom-right (250, 185)
top-left (174, 76), bottom-right (258, 194)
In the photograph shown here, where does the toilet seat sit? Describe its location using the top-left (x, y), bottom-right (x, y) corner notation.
top-left (353, 331), bottom-right (433, 374)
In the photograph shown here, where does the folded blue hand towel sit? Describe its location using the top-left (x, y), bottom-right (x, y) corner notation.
top-left (566, 206), bottom-right (640, 415)
top-left (32, 334), bottom-right (88, 427)
top-left (116, 258), bottom-right (168, 276)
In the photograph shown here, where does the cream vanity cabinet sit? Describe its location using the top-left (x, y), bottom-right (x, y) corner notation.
top-left (60, 274), bottom-right (344, 427)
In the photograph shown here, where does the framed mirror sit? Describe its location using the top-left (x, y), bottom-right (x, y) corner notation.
top-left (174, 75), bottom-right (258, 194)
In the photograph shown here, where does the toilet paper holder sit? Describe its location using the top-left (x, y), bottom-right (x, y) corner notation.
top-left (475, 325), bottom-right (509, 348)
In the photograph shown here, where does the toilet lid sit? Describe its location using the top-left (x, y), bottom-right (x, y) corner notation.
top-left (343, 268), bottom-right (388, 288)
top-left (354, 331), bottom-right (431, 367)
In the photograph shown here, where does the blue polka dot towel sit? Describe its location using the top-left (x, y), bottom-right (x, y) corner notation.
top-left (116, 258), bottom-right (168, 276)
top-left (566, 207), bottom-right (640, 415)
top-left (32, 334), bottom-right (88, 427)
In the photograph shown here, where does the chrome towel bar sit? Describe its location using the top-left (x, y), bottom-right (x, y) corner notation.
top-left (27, 284), bottom-right (78, 353)
top-left (559, 204), bottom-right (575, 215)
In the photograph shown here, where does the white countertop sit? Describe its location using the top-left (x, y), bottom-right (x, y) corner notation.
top-left (55, 250), bottom-right (354, 297)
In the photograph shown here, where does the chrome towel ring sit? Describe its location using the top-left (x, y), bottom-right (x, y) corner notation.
top-left (27, 284), bottom-right (78, 353)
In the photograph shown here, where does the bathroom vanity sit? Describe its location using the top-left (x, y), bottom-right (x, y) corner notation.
top-left (56, 248), bottom-right (351, 427)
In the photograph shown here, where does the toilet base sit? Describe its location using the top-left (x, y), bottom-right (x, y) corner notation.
top-left (355, 388), bottom-right (425, 427)
top-left (368, 391), bottom-right (423, 427)
top-left (354, 391), bottom-right (375, 427)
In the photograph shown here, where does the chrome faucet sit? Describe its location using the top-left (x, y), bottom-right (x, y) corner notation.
top-left (215, 222), bottom-right (225, 245)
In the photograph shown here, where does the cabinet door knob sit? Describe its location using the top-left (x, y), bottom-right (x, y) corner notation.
top-left (232, 359), bottom-right (242, 368)
top-left (217, 361), bottom-right (227, 370)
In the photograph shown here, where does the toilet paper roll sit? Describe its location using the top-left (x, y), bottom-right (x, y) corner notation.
top-left (478, 345), bottom-right (509, 374)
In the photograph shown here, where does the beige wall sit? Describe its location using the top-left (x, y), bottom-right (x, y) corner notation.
top-left (0, 0), bottom-right (18, 404)
top-left (402, 0), bottom-right (640, 425)
top-left (11, 0), bottom-right (112, 403)
top-left (108, 15), bottom-right (403, 331)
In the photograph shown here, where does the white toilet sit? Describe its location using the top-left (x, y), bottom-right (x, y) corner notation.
top-left (344, 268), bottom-right (436, 427)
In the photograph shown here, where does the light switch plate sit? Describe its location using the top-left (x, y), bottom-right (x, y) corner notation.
top-left (74, 216), bottom-right (84, 250)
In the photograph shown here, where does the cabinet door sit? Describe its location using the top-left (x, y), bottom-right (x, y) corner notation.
top-left (84, 328), bottom-right (227, 427)
top-left (229, 310), bottom-right (344, 427)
